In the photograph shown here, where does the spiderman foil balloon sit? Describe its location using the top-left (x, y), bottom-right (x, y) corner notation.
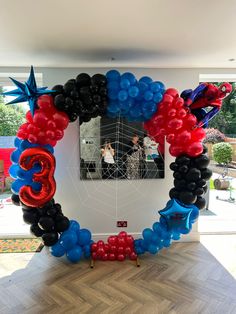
top-left (181, 82), bottom-right (232, 128)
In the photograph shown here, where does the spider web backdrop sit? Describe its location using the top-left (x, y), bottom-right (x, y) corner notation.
top-left (79, 116), bottom-right (164, 181)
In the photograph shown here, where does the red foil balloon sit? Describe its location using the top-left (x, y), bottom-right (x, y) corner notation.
top-left (19, 147), bottom-right (56, 207)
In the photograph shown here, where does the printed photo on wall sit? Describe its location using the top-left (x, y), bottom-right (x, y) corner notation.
top-left (79, 116), bottom-right (165, 180)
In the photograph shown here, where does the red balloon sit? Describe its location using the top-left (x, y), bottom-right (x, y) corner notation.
top-left (27, 134), bottom-right (38, 144)
top-left (117, 254), bottom-right (125, 262)
top-left (169, 145), bottom-right (184, 157)
top-left (97, 240), bottom-right (104, 247)
top-left (92, 252), bottom-right (97, 260)
top-left (108, 236), bottom-right (117, 245)
top-left (125, 246), bottom-right (132, 255)
top-left (184, 114), bottom-right (197, 128)
top-left (102, 253), bottom-right (108, 261)
top-left (118, 231), bottom-right (127, 238)
top-left (104, 244), bottom-right (110, 252)
top-left (162, 93), bottom-right (173, 104)
top-left (174, 97), bottom-right (184, 108)
top-left (53, 112), bottom-right (69, 130)
top-left (191, 128), bottom-right (205, 141)
top-left (117, 246), bottom-right (124, 254)
top-left (186, 142), bottom-right (203, 157)
top-left (117, 237), bottom-right (126, 246)
top-left (130, 252), bottom-right (138, 260)
top-left (108, 253), bottom-right (116, 261)
top-left (46, 130), bottom-right (55, 140)
top-left (168, 118), bottom-right (183, 130)
top-left (110, 245), bottom-right (117, 253)
top-left (37, 95), bottom-right (54, 111)
top-left (47, 120), bottom-right (57, 130)
top-left (176, 130), bottom-right (191, 143)
top-left (91, 243), bottom-right (97, 252)
top-left (97, 247), bottom-right (105, 256)
top-left (167, 108), bottom-right (176, 118)
top-left (177, 108), bottom-right (187, 118)
top-left (33, 111), bottom-right (48, 127)
top-left (166, 88), bottom-right (179, 98)
top-left (166, 133), bottom-right (175, 144)
top-left (26, 111), bottom-right (33, 123)
top-left (126, 235), bottom-right (134, 246)
top-left (19, 147), bottom-right (56, 207)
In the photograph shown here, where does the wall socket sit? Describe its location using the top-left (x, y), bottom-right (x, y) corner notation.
top-left (117, 221), bottom-right (127, 227)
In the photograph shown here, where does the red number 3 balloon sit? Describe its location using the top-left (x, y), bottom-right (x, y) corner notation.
top-left (19, 147), bottom-right (56, 207)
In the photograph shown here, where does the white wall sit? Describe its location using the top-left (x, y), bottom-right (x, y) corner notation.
top-left (2, 66), bottom-right (236, 240)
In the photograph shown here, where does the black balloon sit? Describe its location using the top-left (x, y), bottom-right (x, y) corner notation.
top-left (174, 179), bottom-right (186, 190)
top-left (194, 155), bottom-right (210, 169)
top-left (42, 232), bottom-right (58, 246)
top-left (169, 188), bottom-right (179, 199)
top-left (76, 73), bottom-right (91, 86)
top-left (196, 179), bottom-right (207, 187)
top-left (30, 224), bottom-right (44, 237)
top-left (176, 156), bottom-right (191, 165)
top-left (194, 196), bottom-right (206, 210)
top-left (185, 168), bottom-right (201, 182)
top-left (194, 187), bottom-right (204, 196)
top-left (55, 217), bottom-right (70, 232)
top-left (39, 216), bottom-right (55, 231)
top-left (178, 165), bottom-right (189, 173)
top-left (22, 210), bottom-right (39, 225)
top-left (187, 182), bottom-right (197, 191)
top-left (170, 162), bottom-right (179, 171)
top-left (179, 191), bottom-right (197, 204)
top-left (11, 194), bottom-right (20, 206)
top-left (173, 172), bottom-right (182, 180)
top-left (201, 168), bottom-right (213, 180)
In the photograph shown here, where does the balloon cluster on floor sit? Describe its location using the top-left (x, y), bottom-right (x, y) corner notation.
top-left (3, 66), bottom-right (231, 264)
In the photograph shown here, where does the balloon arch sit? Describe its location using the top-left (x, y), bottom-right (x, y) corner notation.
top-left (4, 67), bottom-right (231, 263)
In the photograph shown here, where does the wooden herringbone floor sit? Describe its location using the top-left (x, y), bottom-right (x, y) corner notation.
top-left (0, 236), bottom-right (236, 314)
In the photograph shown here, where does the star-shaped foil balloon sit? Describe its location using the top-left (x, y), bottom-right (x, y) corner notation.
top-left (2, 66), bottom-right (55, 116)
top-left (159, 199), bottom-right (196, 233)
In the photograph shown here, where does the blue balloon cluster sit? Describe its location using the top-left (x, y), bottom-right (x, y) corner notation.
top-left (134, 199), bottom-right (199, 255)
top-left (106, 70), bottom-right (165, 121)
top-left (50, 220), bottom-right (93, 263)
top-left (9, 137), bottom-right (54, 195)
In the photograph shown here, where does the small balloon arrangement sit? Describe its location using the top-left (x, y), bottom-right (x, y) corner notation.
top-left (4, 67), bottom-right (231, 264)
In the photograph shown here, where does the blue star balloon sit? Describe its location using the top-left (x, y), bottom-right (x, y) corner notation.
top-left (158, 199), bottom-right (194, 233)
top-left (2, 66), bottom-right (55, 116)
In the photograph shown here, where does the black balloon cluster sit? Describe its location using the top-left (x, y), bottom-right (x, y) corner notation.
top-left (169, 148), bottom-right (212, 210)
top-left (52, 73), bottom-right (108, 124)
top-left (12, 195), bottom-right (70, 246)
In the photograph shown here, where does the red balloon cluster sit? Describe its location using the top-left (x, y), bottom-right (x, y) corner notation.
top-left (91, 231), bottom-right (137, 262)
top-left (17, 95), bottom-right (69, 147)
top-left (144, 88), bottom-right (205, 157)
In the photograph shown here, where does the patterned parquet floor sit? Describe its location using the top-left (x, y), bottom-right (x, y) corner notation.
top-left (0, 236), bottom-right (236, 314)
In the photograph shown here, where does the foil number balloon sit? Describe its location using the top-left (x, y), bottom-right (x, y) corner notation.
top-left (19, 147), bottom-right (56, 207)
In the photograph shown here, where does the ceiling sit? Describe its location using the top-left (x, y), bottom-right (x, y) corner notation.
top-left (0, 0), bottom-right (236, 68)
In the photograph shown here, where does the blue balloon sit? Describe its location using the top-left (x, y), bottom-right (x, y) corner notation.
top-left (142, 228), bottom-right (153, 242)
top-left (9, 164), bottom-right (19, 179)
top-left (118, 90), bottom-right (128, 102)
top-left (14, 137), bottom-right (21, 148)
top-left (153, 92), bottom-right (163, 103)
top-left (77, 229), bottom-right (92, 246)
top-left (120, 79), bottom-right (130, 90)
top-left (163, 239), bottom-right (171, 248)
top-left (150, 82), bottom-right (161, 93)
top-left (50, 242), bottom-right (66, 257)
top-left (60, 231), bottom-right (77, 250)
top-left (107, 81), bottom-right (120, 91)
top-left (106, 70), bottom-right (120, 81)
top-left (108, 89), bottom-right (118, 100)
top-left (144, 91), bottom-right (154, 101)
top-left (121, 72), bottom-right (136, 85)
top-left (140, 76), bottom-right (152, 84)
top-left (66, 246), bottom-right (82, 263)
top-left (151, 232), bottom-right (160, 245)
top-left (148, 244), bottom-right (158, 254)
top-left (11, 179), bottom-right (26, 194)
top-left (107, 103), bottom-right (120, 114)
top-left (137, 81), bottom-right (148, 93)
top-left (11, 149), bottom-right (21, 164)
top-left (155, 81), bottom-right (165, 90)
top-left (130, 106), bottom-right (142, 118)
top-left (172, 232), bottom-right (181, 240)
top-left (128, 86), bottom-right (139, 98)
top-left (69, 220), bottom-right (80, 232)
